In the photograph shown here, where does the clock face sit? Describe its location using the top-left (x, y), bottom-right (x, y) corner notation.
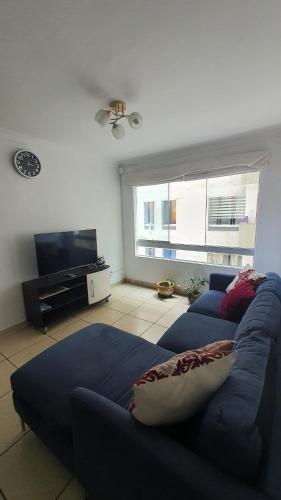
top-left (14, 150), bottom-right (41, 178)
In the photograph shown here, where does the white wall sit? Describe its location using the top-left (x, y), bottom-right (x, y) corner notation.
top-left (0, 129), bottom-right (124, 331)
top-left (121, 127), bottom-right (281, 286)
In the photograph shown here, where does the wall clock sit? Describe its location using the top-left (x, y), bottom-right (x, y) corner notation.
top-left (14, 150), bottom-right (41, 178)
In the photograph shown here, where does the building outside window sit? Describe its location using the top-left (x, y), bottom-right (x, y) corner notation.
top-left (135, 172), bottom-right (259, 267)
top-left (162, 200), bottom-right (176, 229)
top-left (143, 201), bottom-right (154, 229)
top-left (145, 247), bottom-right (155, 257)
top-left (208, 196), bottom-right (246, 228)
top-left (162, 248), bottom-right (176, 260)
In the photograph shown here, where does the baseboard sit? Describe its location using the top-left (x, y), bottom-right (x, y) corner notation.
top-left (111, 279), bottom-right (125, 287)
top-left (124, 278), bottom-right (185, 296)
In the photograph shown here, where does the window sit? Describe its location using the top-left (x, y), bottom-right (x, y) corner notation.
top-left (135, 172), bottom-right (259, 267)
top-left (162, 200), bottom-right (176, 228)
top-left (207, 252), bottom-right (243, 267)
top-left (144, 201), bottom-right (154, 229)
top-left (162, 248), bottom-right (176, 260)
top-left (145, 247), bottom-right (155, 257)
top-left (208, 196), bottom-right (246, 228)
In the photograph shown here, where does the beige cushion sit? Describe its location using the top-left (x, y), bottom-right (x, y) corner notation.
top-left (129, 340), bottom-right (236, 426)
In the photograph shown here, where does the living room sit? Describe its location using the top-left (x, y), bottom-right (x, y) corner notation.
top-left (1, 1), bottom-right (281, 499)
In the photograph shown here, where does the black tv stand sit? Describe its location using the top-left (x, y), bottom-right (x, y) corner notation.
top-left (22, 264), bottom-right (110, 332)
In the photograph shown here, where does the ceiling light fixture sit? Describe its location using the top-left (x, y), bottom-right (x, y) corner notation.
top-left (95, 100), bottom-right (143, 139)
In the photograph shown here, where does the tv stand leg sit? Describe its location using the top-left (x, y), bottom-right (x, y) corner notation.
top-left (20, 418), bottom-right (26, 432)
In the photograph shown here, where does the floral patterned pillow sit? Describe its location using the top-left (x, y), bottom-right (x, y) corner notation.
top-left (226, 265), bottom-right (266, 293)
top-left (129, 340), bottom-right (236, 426)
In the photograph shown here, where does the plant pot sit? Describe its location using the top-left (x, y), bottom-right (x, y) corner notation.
top-left (156, 281), bottom-right (175, 297)
top-left (187, 293), bottom-right (200, 304)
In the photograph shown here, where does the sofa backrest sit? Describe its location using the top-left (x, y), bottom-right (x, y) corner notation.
top-left (196, 285), bottom-right (281, 482)
top-left (257, 272), bottom-right (281, 303)
top-left (197, 330), bottom-right (272, 481)
top-left (235, 291), bottom-right (281, 341)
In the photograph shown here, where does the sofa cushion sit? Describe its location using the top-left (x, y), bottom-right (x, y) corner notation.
top-left (235, 291), bottom-right (281, 341)
top-left (221, 280), bottom-right (256, 322)
top-left (11, 324), bottom-right (174, 431)
top-left (257, 272), bottom-right (281, 303)
top-left (197, 331), bottom-right (271, 481)
top-left (226, 265), bottom-right (265, 293)
top-left (158, 312), bottom-right (237, 353)
top-left (188, 290), bottom-right (226, 319)
top-left (130, 340), bottom-right (236, 426)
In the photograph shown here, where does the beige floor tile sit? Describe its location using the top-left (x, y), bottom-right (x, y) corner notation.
top-left (77, 306), bottom-right (125, 325)
top-left (128, 288), bottom-right (156, 301)
top-left (0, 432), bottom-right (71, 500)
top-left (172, 301), bottom-right (189, 313)
top-left (0, 359), bottom-right (16, 396)
top-left (58, 479), bottom-right (84, 499)
top-left (141, 324), bottom-right (167, 344)
top-left (108, 288), bottom-right (126, 301)
top-left (0, 392), bottom-right (28, 454)
top-left (0, 353), bottom-right (5, 362)
top-left (49, 319), bottom-right (90, 341)
top-left (46, 315), bottom-right (81, 335)
top-left (130, 302), bottom-right (167, 323)
top-left (0, 322), bottom-right (28, 339)
top-left (75, 303), bottom-right (104, 320)
top-left (113, 315), bottom-right (152, 336)
top-left (105, 296), bottom-right (144, 314)
top-left (113, 283), bottom-right (140, 296)
top-left (10, 337), bottom-right (57, 368)
top-left (0, 491), bottom-right (5, 499)
top-left (0, 326), bottom-right (46, 358)
top-left (156, 308), bottom-right (185, 328)
top-left (146, 295), bottom-right (177, 310)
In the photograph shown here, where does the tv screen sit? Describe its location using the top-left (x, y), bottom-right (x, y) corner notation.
top-left (34, 229), bottom-right (98, 276)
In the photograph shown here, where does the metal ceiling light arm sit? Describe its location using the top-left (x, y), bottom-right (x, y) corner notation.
top-left (95, 99), bottom-right (143, 139)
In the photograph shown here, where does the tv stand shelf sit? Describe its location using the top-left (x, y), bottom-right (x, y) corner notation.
top-left (23, 264), bottom-right (110, 332)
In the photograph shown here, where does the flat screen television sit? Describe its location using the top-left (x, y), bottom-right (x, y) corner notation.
top-left (34, 229), bottom-right (98, 276)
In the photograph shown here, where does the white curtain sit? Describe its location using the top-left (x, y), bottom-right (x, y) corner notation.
top-left (119, 149), bottom-right (271, 186)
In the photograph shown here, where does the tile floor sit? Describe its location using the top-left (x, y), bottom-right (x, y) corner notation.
top-left (0, 283), bottom-right (188, 500)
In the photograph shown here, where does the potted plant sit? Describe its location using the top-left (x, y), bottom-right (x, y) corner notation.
top-left (156, 279), bottom-right (175, 297)
top-left (184, 277), bottom-right (208, 304)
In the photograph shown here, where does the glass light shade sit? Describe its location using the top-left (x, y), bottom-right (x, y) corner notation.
top-left (128, 112), bottom-right (143, 129)
top-left (95, 109), bottom-right (111, 127)
top-left (112, 123), bottom-right (125, 139)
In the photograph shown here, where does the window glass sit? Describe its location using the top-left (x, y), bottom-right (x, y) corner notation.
top-left (162, 200), bottom-right (177, 228)
top-left (135, 172), bottom-right (259, 266)
top-left (135, 184), bottom-right (169, 241)
top-left (144, 201), bottom-right (154, 229)
top-left (206, 173), bottom-right (259, 249)
top-left (169, 179), bottom-right (206, 245)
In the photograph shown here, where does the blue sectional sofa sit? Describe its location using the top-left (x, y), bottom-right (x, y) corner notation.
top-left (11, 273), bottom-right (281, 500)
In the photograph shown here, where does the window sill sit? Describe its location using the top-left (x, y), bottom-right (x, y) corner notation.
top-left (135, 253), bottom-right (242, 270)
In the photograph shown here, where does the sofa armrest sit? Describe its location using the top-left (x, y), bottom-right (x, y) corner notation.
top-left (209, 273), bottom-right (236, 292)
top-left (71, 387), bottom-right (267, 500)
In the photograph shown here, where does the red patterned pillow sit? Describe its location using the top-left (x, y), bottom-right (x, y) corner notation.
top-left (221, 280), bottom-right (256, 322)
top-left (129, 340), bottom-right (235, 426)
top-left (226, 265), bottom-right (265, 293)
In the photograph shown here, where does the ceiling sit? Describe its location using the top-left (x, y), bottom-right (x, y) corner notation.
top-left (1, 0), bottom-right (281, 159)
